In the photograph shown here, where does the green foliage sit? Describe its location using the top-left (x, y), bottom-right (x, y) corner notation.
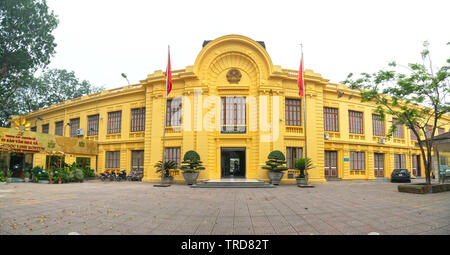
top-left (180, 150), bottom-right (205, 173)
top-left (342, 41), bottom-right (450, 184)
top-left (294, 158), bottom-right (314, 178)
top-left (0, 171), bottom-right (6, 182)
top-left (0, 0), bottom-right (58, 126)
top-left (262, 150), bottom-right (288, 172)
top-left (30, 166), bottom-right (48, 181)
top-left (1, 68), bottom-right (104, 126)
top-left (82, 166), bottom-right (94, 178)
top-left (5, 170), bottom-right (12, 178)
top-left (154, 160), bottom-right (177, 177)
top-left (74, 169), bottom-right (84, 181)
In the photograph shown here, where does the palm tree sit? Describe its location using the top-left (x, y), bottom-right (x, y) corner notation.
top-left (294, 158), bottom-right (314, 184)
top-left (154, 160), bottom-right (177, 177)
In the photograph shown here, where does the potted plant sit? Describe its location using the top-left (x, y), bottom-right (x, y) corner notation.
top-left (262, 150), bottom-right (288, 185)
top-left (294, 158), bottom-right (314, 185)
top-left (74, 168), bottom-right (84, 183)
top-left (24, 171), bottom-right (31, 182)
top-left (180, 150), bottom-right (205, 185)
top-left (154, 160), bottom-right (177, 184)
top-left (0, 171), bottom-right (7, 185)
top-left (6, 170), bottom-right (13, 183)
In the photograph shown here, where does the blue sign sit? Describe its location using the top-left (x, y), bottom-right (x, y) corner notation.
top-left (344, 158), bottom-right (350, 162)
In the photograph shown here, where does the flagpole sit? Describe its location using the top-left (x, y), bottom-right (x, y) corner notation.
top-left (301, 44), bottom-right (308, 176)
top-left (161, 45), bottom-right (169, 184)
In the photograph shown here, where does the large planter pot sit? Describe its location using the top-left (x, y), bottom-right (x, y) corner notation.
top-left (161, 176), bottom-right (174, 184)
top-left (24, 178), bottom-right (30, 183)
top-left (267, 172), bottom-right (284, 185)
top-left (182, 172), bottom-right (199, 185)
top-left (296, 177), bottom-right (308, 185)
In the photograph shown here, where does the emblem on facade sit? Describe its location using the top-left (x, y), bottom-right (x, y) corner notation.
top-left (226, 68), bottom-right (242, 84)
top-left (13, 116), bottom-right (31, 131)
top-left (78, 141), bottom-right (85, 147)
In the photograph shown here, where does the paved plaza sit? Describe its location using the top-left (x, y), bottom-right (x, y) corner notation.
top-left (0, 179), bottom-right (449, 235)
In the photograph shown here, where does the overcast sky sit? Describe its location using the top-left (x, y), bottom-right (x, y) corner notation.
top-left (45, 0), bottom-right (449, 90)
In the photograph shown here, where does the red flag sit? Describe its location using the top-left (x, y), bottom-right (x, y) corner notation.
top-left (298, 55), bottom-right (304, 97)
top-left (166, 47), bottom-right (172, 95)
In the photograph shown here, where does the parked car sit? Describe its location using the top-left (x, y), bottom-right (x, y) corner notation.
top-left (391, 169), bottom-right (411, 183)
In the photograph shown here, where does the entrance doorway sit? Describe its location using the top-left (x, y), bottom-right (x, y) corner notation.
top-left (374, 153), bottom-right (385, 177)
top-left (9, 152), bottom-right (25, 178)
top-left (221, 148), bottom-right (245, 178)
top-left (324, 151), bottom-right (338, 178)
top-left (412, 155), bottom-right (421, 177)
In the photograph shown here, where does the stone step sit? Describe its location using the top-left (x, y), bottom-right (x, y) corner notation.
top-left (326, 177), bottom-right (342, 181)
top-left (191, 180), bottom-right (275, 188)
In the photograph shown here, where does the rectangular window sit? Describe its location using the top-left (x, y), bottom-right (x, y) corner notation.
top-left (166, 99), bottom-right (182, 127)
top-left (164, 147), bottom-right (181, 168)
top-left (221, 97), bottom-right (246, 133)
top-left (285, 99), bottom-right (301, 126)
top-left (42, 124), bottom-right (49, 134)
top-left (392, 118), bottom-right (404, 139)
top-left (372, 114), bottom-right (385, 137)
top-left (286, 147), bottom-right (303, 169)
top-left (349, 110), bottom-right (364, 134)
top-left (87, 114), bottom-right (99, 136)
top-left (30, 126), bottom-right (37, 132)
top-left (394, 154), bottom-right (406, 169)
top-left (324, 107), bottom-right (339, 132)
top-left (350, 151), bottom-right (365, 170)
top-left (410, 127), bottom-right (418, 141)
top-left (55, 121), bottom-right (63, 136)
top-left (105, 151), bottom-right (120, 169)
top-left (107, 111), bottom-right (122, 134)
top-left (69, 118), bottom-right (80, 137)
top-left (131, 108), bottom-right (146, 132)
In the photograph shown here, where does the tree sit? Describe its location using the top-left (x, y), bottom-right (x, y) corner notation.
top-left (343, 42), bottom-right (450, 185)
top-left (262, 150), bottom-right (289, 172)
top-left (0, 0), bottom-right (58, 118)
top-left (0, 68), bottom-right (104, 126)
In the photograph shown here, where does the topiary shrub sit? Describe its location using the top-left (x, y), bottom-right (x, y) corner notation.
top-left (262, 150), bottom-right (288, 172)
top-left (74, 169), bottom-right (84, 182)
top-left (180, 150), bottom-right (205, 173)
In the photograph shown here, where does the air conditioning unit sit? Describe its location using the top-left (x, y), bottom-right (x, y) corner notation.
top-left (378, 138), bottom-right (385, 144)
top-left (76, 128), bottom-right (84, 136)
top-left (324, 133), bottom-right (330, 140)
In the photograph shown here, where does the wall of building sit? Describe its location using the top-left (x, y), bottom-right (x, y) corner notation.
top-left (22, 35), bottom-right (450, 183)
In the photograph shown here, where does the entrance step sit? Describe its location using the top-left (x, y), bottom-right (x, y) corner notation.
top-left (375, 177), bottom-right (389, 181)
top-left (326, 177), bottom-right (342, 181)
top-left (191, 179), bottom-right (275, 188)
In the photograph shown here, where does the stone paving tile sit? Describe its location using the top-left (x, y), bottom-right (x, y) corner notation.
top-left (1, 180), bottom-right (449, 235)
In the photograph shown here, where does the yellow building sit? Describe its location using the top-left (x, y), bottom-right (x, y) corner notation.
top-left (21, 34), bottom-right (450, 183)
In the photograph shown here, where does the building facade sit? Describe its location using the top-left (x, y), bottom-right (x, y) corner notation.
top-left (21, 35), bottom-right (450, 183)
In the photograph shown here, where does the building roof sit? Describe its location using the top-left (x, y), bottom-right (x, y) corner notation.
top-left (433, 131), bottom-right (450, 141)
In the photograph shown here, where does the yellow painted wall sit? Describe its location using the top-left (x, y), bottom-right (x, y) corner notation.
top-left (23, 35), bottom-right (450, 183)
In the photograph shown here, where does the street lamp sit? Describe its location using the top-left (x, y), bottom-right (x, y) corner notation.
top-left (121, 73), bottom-right (130, 88)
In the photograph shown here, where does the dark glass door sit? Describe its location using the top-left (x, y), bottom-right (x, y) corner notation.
top-left (221, 148), bottom-right (246, 178)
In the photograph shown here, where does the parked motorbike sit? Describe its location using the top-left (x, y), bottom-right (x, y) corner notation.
top-left (127, 169), bottom-right (143, 181)
top-left (100, 170), bottom-right (111, 181)
top-left (116, 170), bottom-right (127, 181)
